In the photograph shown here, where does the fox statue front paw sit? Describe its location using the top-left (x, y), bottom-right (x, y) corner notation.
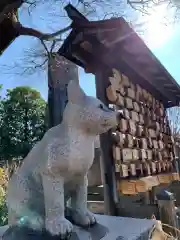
top-left (46, 216), bottom-right (73, 239)
top-left (71, 208), bottom-right (96, 227)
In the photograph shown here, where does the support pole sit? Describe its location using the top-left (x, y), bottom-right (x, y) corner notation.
top-left (175, 141), bottom-right (180, 173)
top-left (95, 69), bottom-right (118, 216)
top-left (156, 189), bottom-right (179, 238)
top-left (47, 54), bottom-right (78, 128)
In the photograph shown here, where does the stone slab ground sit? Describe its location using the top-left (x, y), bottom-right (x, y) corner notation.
top-left (0, 214), bottom-right (161, 240)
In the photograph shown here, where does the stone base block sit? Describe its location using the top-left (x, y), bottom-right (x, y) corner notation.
top-left (0, 215), bottom-right (158, 240)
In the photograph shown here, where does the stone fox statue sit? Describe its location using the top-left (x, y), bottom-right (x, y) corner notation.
top-left (6, 80), bottom-right (118, 239)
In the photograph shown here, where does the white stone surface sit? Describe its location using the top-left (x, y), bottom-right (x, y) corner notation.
top-left (0, 225), bottom-right (8, 238)
top-left (73, 214), bottom-right (156, 239)
top-left (0, 215), bottom-right (156, 240)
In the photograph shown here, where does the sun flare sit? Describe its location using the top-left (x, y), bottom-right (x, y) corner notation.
top-left (144, 5), bottom-right (173, 49)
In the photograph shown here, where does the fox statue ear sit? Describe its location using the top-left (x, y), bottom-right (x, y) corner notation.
top-left (67, 80), bottom-right (86, 104)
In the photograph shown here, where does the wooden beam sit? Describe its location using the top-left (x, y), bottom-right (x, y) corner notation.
top-left (156, 190), bottom-right (180, 238)
top-left (47, 55), bottom-right (79, 128)
top-left (64, 3), bottom-right (88, 22)
top-left (114, 49), bottom-right (179, 106)
top-left (95, 69), bottom-right (118, 216)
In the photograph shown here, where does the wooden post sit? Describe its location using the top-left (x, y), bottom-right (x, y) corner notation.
top-left (175, 142), bottom-right (180, 173)
top-left (156, 189), bottom-right (179, 238)
top-left (47, 54), bottom-right (79, 128)
top-left (95, 69), bottom-right (118, 216)
top-left (149, 187), bottom-right (156, 205)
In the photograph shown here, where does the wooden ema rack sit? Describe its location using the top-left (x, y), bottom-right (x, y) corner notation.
top-left (106, 68), bottom-right (177, 194)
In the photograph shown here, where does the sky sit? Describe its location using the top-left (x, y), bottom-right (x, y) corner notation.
top-left (0, 1), bottom-right (180, 100)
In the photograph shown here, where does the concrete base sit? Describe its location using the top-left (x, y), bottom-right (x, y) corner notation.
top-left (72, 215), bottom-right (156, 239)
top-left (0, 215), bottom-right (157, 240)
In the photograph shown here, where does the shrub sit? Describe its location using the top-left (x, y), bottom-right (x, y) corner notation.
top-left (0, 167), bottom-right (9, 226)
top-left (0, 194), bottom-right (8, 225)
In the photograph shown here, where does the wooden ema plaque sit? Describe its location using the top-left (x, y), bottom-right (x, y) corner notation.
top-left (118, 174), bottom-right (180, 195)
top-left (106, 68), bottom-right (177, 195)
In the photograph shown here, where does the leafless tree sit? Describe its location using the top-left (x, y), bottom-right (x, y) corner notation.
top-left (167, 107), bottom-right (180, 140)
top-left (127, 0), bottom-right (180, 21)
top-left (0, 0), bottom-right (138, 76)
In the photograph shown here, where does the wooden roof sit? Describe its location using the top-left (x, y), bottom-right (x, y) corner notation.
top-left (59, 4), bottom-right (180, 108)
top-left (0, 0), bottom-right (22, 55)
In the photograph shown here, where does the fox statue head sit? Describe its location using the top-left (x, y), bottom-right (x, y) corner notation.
top-left (63, 80), bottom-right (118, 135)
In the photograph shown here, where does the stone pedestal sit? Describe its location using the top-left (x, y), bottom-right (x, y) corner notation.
top-left (71, 215), bottom-right (156, 239)
top-left (0, 215), bottom-right (157, 240)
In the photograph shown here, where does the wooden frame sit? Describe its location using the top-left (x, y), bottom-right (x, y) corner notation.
top-left (58, 4), bottom-right (180, 216)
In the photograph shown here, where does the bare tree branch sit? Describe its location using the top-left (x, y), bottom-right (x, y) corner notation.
top-left (1, 0), bottom-right (137, 77)
top-left (127, 0), bottom-right (180, 18)
top-left (17, 22), bottom-right (71, 40)
top-left (167, 107), bottom-right (180, 139)
top-left (8, 10), bottom-right (72, 41)
top-left (1, 0), bottom-right (71, 41)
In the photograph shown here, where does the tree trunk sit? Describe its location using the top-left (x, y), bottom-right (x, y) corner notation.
top-left (47, 54), bottom-right (103, 187)
top-left (23, 105), bottom-right (29, 158)
top-left (47, 54), bottom-right (79, 128)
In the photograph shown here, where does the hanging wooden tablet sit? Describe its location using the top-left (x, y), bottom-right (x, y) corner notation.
top-left (128, 120), bottom-right (137, 135)
top-left (140, 105), bottom-right (145, 114)
top-left (121, 74), bottom-right (130, 87)
top-left (122, 148), bottom-right (133, 163)
top-left (153, 140), bottom-right (158, 149)
top-left (139, 149), bottom-right (147, 161)
top-left (127, 87), bottom-right (136, 100)
top-left (137, 125), bottom-right (143, 137)
top-left (131, 111), bottom-right (139, 123)
top-left (152, 112), bottom-right (156, 121)
top-left (130, 82), bottom-right (135, 90)
top-left (106, 85), bottom-right (118, 103)
top-left (118, 181), bottom-right (136, 195)
top-left (125, 134), bottom-right (134, 148)
top-left (148, 93), bottom-right (153, 105)
top-left (133, 102), bottom-right (140, 112)
top-left (120, 164), bottom-right (129, 177)
top-left (115, 163), bottom-right (120, 173)
top-left (156, 162), bottom-right (162, 173)
top-left (149, 129), bottom-right (156, 139)
top-left (136, 91), bottom-right (143, 103)
top-left (147, 138), bottom-right (153, 149)
top-left (157, 152), bottom-right (163, 161)
top-left (171, 173), bottom-right (180, 181)
top-left (151, 162), bottom-right (156, 173)
top-left (123, 109), bottom-right (130, 120)
top-left (162, 150), bottom-right (168, 160)
top-left (132, 149), bottom-right (139, 161)
top-left (125, 97), bottom-right (133, 110)
top-left (147, 150), bottom-right (153, 160)
top-left (158, 140), bottom-right (164, 149)
top-left (142, 162), bottom-right (151, 176)
top-left (112, 68), bottom-right (122, 84)
top-left (112, 131), bottom-right (125, 147)
top-left (113, 145), bottom-right (121, 161)
top-left (140, 138), bottom-right (148, 149)
top-left (116, 94), bottom-right (124, 107)
top-left (139, 114), bottom-right (144, 125)
top-left (158, 133), bottom-right (163, 141)
top-left (161, 161), bottom-right (166, 172)
top-left (119, 86), bottom-right (126, 96)
top-left (169, 152), bottom-right (174, 161)
top-left (130, 163), bottom-right (136, 176)
top-left (142, 89), bottom-right (148, 100)
top-left (119, 119), bottom-right (128, 133)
